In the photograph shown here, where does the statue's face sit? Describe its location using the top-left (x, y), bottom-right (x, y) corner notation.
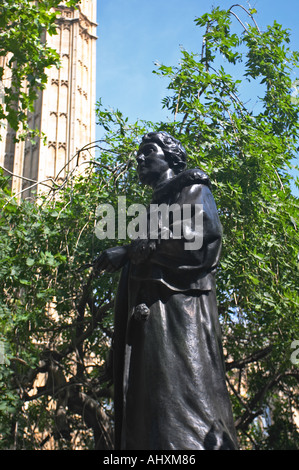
top-left (136, 142), bottom-right (170, 186)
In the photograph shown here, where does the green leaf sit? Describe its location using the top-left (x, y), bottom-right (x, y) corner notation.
top-left (26, 257), bottom-right (35, 266)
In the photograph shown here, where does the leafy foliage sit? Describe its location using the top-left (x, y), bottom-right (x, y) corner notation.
top-left (0, 159), bottom-right (125, 448)
top-left (0, 4), bottom-right (298, 450)
top-left (0, 0), bottom-right (79, 140)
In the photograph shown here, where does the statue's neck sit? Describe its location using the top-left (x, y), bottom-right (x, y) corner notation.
top-left (150, 168), bottom-right (175, 190)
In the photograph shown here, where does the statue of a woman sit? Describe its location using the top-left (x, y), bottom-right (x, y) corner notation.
top-left (94, 131), bottom-right (238, 450)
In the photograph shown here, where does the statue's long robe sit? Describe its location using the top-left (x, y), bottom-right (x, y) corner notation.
top-left (113, 169), bottom-right (238, 450)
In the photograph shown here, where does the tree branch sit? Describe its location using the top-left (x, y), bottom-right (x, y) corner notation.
top-left (226, 345), bottom-right (273, 371)
top-left (234, 369), bottom-right (299, 431)
top-left (67, 390), bottom-right (114, 449)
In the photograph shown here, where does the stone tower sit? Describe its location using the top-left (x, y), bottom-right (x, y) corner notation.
top-left (0, 1), bottom-right (97, 198)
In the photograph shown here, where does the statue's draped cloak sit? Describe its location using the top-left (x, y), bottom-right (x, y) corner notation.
top-left (113, 169), bottom-right (238, 450)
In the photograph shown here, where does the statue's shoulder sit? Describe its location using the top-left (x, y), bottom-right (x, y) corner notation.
top-left (176, 168), bottom-right (211, 189)
top-left (152, 168), bottom-right (211, 203)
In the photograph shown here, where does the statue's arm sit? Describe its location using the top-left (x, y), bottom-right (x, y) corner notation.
top-left (149, 184), bottom-right (222, 270)
top-left (93, 184), bottom-right (222, 274)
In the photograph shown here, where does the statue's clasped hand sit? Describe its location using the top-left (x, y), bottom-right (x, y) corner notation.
top-left (129, 238), bottom-right (156, 264)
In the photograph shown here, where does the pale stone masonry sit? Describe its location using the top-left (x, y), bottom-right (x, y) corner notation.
top-left (0, 1), bottom-right (97, 198)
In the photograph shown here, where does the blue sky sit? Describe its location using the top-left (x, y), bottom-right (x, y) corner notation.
top-left (96, 0), bottom-right (299, 123)
top-left (95, 0), bottom-right (299, 192)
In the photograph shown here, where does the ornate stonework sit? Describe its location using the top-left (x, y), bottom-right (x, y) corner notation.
top-left (0, 1), bottom-right (97, 198)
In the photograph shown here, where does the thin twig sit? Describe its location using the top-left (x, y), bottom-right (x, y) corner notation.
top-left (2, 178), bottom-right (57, 208)
top-left (2, 140), bottom-right (126, 208)
top-left (0, 165), bottom-right (41, 185)
top-left (229, 10), bottom-right (249, 33)
top-left (273, 167), bottom-right (285, 193)
top-left (174, 84), bottom-right (183, 122)
top-left (229, 4), bottom-right (261, 32)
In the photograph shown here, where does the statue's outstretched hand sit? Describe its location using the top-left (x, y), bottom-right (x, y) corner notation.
top-left (93, 246), bottom-right (129, 274)
top-left (93, 239), bottom-right (157, 274)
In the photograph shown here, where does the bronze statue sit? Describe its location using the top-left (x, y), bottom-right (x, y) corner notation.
top-left (94, 131), bottom-right (238, 450)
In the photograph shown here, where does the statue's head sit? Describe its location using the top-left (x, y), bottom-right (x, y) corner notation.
top-left (139, 131), bottom-right (187, 174)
